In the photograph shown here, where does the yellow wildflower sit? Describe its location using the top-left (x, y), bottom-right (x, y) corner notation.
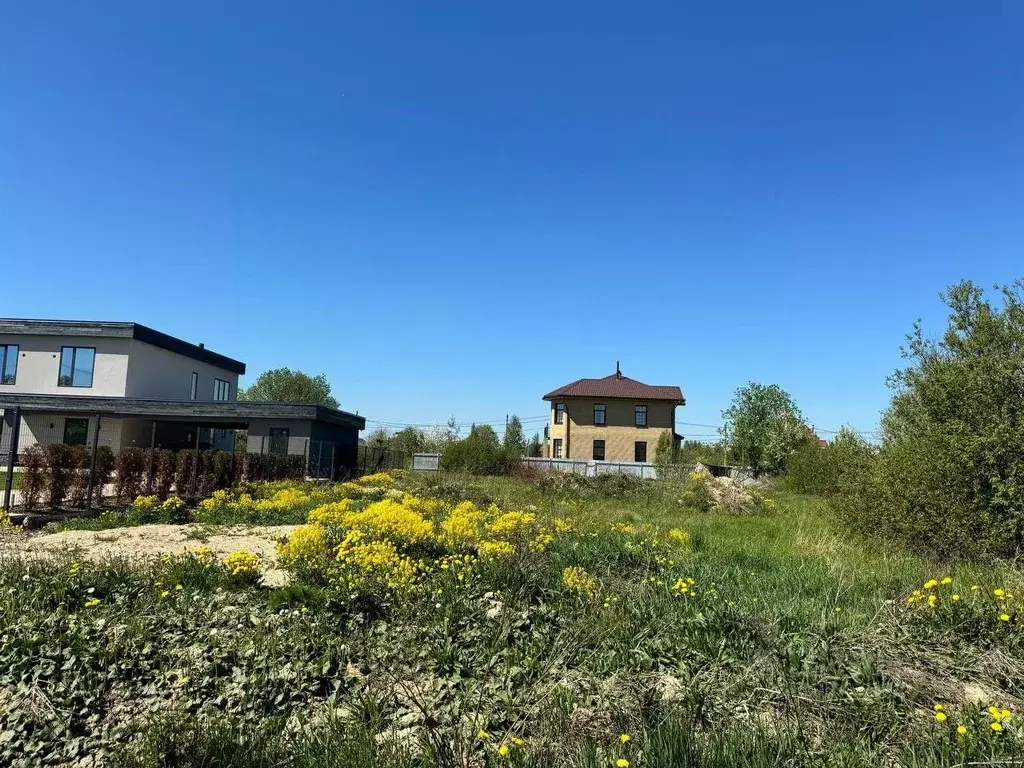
top-left (924, 579), bottom-right (938, 589)
top-left (935, 712), bottom-right (947, 723)
top-left (933, 703), bottom-right (944, 711)
top-left (957, 725), bottom-right (967, 736)
top-left (928, 595), bottom-right (937, 608)
top-left (991, 721), bottom-right (1003, 732)
top-left (999, 613), bottom-right (1010, 621)
top-left (994, 589), bottom-right (1005, 597)
top-left (84, 597), bottom-right (101, 608)
top-left (562, 566), bottom-right (598, 599)
top-left (223, 551), bottom-right (261, 580)
top-left (497, 744), bottom-right (509, 757)
top-left (668, 529), bottom-right (691, 547)
top-left (477, 730), bottom-right (491, 740)
top-left (620, 734), bottom-right (631, 744)
top-left (617, 760), bottom-right (630, 768)
top-left (478, 540), bottom-right (515, 560)
top-left (952, 594), bottom-right (960, 601)
top-left (940, 577), bottom-right (952, 585)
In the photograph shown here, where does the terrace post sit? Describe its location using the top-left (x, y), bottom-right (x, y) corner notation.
top-left (85, 415), bottom-right (103, 509)
top-left (145, 421), bottom-right (157, 494)
top-left (3, 407), bottom-right (22, 513)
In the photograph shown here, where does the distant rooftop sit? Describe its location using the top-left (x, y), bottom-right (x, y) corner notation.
top-left (0, 318), bottom-right (246, 375)
top-left (544, 367), bottom-right (684, 403)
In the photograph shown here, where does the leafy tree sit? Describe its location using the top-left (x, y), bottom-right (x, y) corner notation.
top-left (503, 415), bottom-right (525, 455)
top-left (444, 416), bottom-right (460, 443)
top-left (840, 280), bottom-right (1024, 558)
top-left (722, 382), bottom-right (810, 477)
top-left (364, 428), bottom-right (391, 448)
top-left (526, 432), bottom-right (543, 458)
top-left (391, 426), bottom-right (427, 456)
top-left (239, 368), bottom-right (339, 409)
top-left (441, 425), bottom-right (513, 475)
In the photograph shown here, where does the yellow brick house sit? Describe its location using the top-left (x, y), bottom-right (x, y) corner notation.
top-left (543, 365), bottom-right (685, 463)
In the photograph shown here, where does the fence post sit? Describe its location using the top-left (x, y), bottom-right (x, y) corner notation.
top-left (315, 441), bottom-right (323, 480)
top-left (85, 414), bottom-right (102, 509)
top-left (328, 444), bottom-right (335, 480)
top-left (2, 407), bottom-right (21, 513)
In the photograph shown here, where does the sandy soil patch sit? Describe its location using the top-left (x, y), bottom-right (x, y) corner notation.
top-left (2, 523), bottom-right (299, 586)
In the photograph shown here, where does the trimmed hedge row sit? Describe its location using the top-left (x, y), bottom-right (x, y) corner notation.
top-left (17, 446), bottom-right (306, 511)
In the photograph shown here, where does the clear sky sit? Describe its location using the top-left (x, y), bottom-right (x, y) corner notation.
top-left (2, 2), bottom-right (1021, 442)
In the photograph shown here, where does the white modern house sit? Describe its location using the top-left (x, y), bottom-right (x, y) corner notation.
top-left (0, 319), bottom-right (365, 507)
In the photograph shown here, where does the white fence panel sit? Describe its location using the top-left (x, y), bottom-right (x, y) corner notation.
top-left (412, 453), bottom-right (441, 471)
top-left (522, 457), bottom-right (659, 479)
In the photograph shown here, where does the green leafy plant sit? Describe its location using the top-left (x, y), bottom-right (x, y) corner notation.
top-left (115, 447), bottom-right (147, 506)
top-left (19, 444), bottom-right (46, 511)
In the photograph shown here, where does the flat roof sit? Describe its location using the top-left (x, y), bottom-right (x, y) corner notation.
top-left (0, 319), bottom-right (246, 375)
top-left (0, 394), bottom-right (365, 430)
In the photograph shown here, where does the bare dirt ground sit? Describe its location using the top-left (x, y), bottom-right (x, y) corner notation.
top-left (0, 523), bottom-right (299, 586)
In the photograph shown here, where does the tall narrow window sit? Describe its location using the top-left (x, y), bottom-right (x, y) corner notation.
top-left (554, 403), bottom-right (565, 424)
top-left (634, 441), bottom-right (647, 462)
top-left (634, 404), bottom-right (648, 427)
top-left (0, 345), bottom-right (18, 385)
top-left (213, 378), bottom-right (231, 401)
top-left (552, 438), bottom-right (563, 458)
top-left (58, 347), bottom-right (95, 387)
top-left (269, 427), bottom-right (290, 455)
top-left (592, 440), bottom-right (605, 461)
top-left (593, 403), bottom-right (606, 425)
top-left (190, 372), bottom-right (198, 400)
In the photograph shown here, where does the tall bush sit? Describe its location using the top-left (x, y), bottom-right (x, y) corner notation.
top-left (92, 446), bottom-right (115, 505)
top-left (115, 447), bottom-right (147, 506)
top-left (20, 445), bottom-right (46, 511)
top-left (785, 429), bottom-right (874, 497)
top-left (44, 444), bottom-right (77, 508)
top-left (722, 383), bottom-right (812, 477)
top-left (153, 449), bottom-right (176, 500)
top-left (67, 446), bottom-right (89, 508)
top-left (838, 280), bottom-right (1024, 559)
top-left (441, 425), bottom-right (514, 475)
top-left (174, 450), bottom-right (196, 498)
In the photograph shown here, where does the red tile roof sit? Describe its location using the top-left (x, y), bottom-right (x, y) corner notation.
top-left (543, 373), bottom-right (684, 403)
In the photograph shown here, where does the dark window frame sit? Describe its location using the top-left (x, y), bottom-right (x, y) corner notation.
top-left (634, 404), bottom-right (648, 427)
top-left (593, 403), bottom-right (606, 425)
top-left (552, 438), bottom-right (563, 458)
top-left (268, 427), bottom-right (290, 455)
top-left (593, 439), bottom-right (605, 461)
top-left (554, 403), bottom-right (566, 424)
top-left (58, 346), bottom-right (96, 388)
top-left (63, 417), bottom-right (90, 446)
top-left (0, 344), bottom-right (18, 385)
top-left (213, 378), bottom-right (231, 401)
top-left (634, 441), bottom-right (647, 462)
top-left (190, 372), bottom-right (199, 400)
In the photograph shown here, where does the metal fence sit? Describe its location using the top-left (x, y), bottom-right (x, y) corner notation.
top-left (356, 445), bottom-right (407, 476)
top-left (246, 435), bottom-right (337, 480)
top-left (522, 457), bottom-right (661, 479)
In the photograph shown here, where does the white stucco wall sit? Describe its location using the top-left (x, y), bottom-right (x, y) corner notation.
top-left (17, 414), bottom-right (124, 452)
top-left (124, 339), bottom-right (240, 401)
top-left (0, 334), bottom-right (129, 396)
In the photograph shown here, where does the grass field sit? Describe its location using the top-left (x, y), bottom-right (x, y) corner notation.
top-left (1, 472), bottom-right (1021, 767)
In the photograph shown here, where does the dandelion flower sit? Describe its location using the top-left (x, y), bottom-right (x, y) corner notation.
top-left (84, 598), bottom-right (101, 608)
top-left (970, 585), bottom-right (979, 591)
top-left (620, 734), bottom-right (631, 744)
top-left (928, 595), bottom-right (937, 608)
top-left (989, 706), bottom-right (1001, 717)
top-left (498, 745), bottom-right (510, 757)
top-left (935, 712), bottom-right (947, 723)
top-left (999, 613), bottom-right (1011, 621)
top-left (957, 725), bottom-right (967, 736)
top-left (477, 730), bottom-right (491, 741)
top-left (924, 579), bottom-right (938, 589)
top-left (941, 577), bottom-right (952, 585)
top-left (933, 703), bottom-right (944, 711)
top-left (994, 589), bottom-right (1005, 597)
top-left (834, 607), bottom-right (842, 613)
top-left (160, 590), bottom-right (170, 598)
top-left (991, 722), bottom-right (1003, 732)
top-left (952, 594), bottom-right (961, 601)
top-left (616, 761), bottom-right (630, 768)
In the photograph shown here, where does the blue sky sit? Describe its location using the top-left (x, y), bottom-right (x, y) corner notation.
top-left (2, 2), bottom-right (1021, 441)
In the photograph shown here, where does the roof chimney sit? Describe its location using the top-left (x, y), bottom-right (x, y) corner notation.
top-left (198, 343), bottom-right (205, 349)
top-left (615, 361), bottom-right (621, 379)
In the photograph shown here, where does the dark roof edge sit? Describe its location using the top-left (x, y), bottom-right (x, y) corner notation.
top-left (0, 318), bottom-right (246, 375)
top-left (131, 323), bottom-right (246, 375)
top-left (0, 394), bottom-right (365, 430)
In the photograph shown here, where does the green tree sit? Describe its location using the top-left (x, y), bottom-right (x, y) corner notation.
top-left (364, 428), bottom-right (391, 448)
top-left (391, 426), bottom-right (426, 456)
top-left (441, 424), bottom-right (512, 475)
top-left (841, 279), bottom-right (1024, 558)
top-left (722, 382), bottom-right (810, 477)
top-left (503, 415), bottom-right (525, 455)
top-left (526, 432), bottom-right (543, 458)
top-left (239, 368), bottom-right (339, 409)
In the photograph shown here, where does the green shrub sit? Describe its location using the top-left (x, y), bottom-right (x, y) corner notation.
top-left (837, 280), bottom-right (1024, 559)
top-left (441, 425), bottom-right (514, 475)
top-left (20, 445), bottom-right (46, 511)
top-left (93, 446), bottom-right (115, 503)
top-left (784, 428), bottom-right (874, 497)
top-left (679, 471), bottom-right (715, 512)
top-left (115, 447), bottom-right (147, 506)
top-left (153, 449), bottom-right (176, 499)
top-left (67, 446), bottom-right (89, 507)
top-left (42, 443), bottom-right (76, 508)
top-left (174, 449), bottom-right (196, 498)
